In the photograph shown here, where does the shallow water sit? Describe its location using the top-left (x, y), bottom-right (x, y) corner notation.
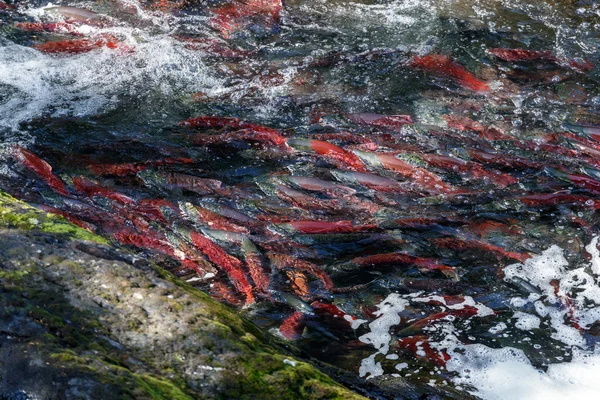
top-left (1, 0), bottom-right (600, 398)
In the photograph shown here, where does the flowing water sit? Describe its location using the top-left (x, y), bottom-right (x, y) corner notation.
top-left (1, 1), bottom-right (600, 398)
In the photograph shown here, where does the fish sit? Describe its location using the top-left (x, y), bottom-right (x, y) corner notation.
top-left (278, 220), bottom-right (378, 235)
top-left (488, 48), bottom-right (593, 72)
top-left (37, 204), bottom-right (97, 232)
top-left (348, 113), bottom-right (413, 131)
top-left (421, 153), bottom-right (518, 188)
top-left (564, 123), bottom-right (600, 141)
top-left (180, 202), bottom-right (250, 234)
top-left (391, 217), bottom-right (467, 230)
top-left (209, 0), bottom-right (283, 38)
top-left (139, 171), bottom-right (225, 196)
top-left (0, 1), bottom-right (15, 10)
top-left (468, 149), bottom-right (543, 170)
top-left (350, 252), bottom-right (458, 280)
top-left (408, 54), bottom-right (490, 93)
top-left (311, 132), bottom-right (375, 146)
top-left (113, 230), bottom-right (181, 261)
top-left (88, 158), bottom-right (194, 176)
top-left (545, 167), bottom-right (600, 195)
top-left (432, 237), bottom-right (530, 263)
top-left (242, 237), bottom-right (271, 293)
top-left (443, 114), bottom-right (512, 141)
top-left (287, 139), bottom-right (368, 172)
top-left (208, 280), bottom-right (246, 307)
top-left (180, 116), bottom-right (250, 130)
top-left (396, 335), bottom-right (450, 367)
top-left (201, 228), bottom-right (271, 294)
top-left (354, 150), bottom-right (461, 194)
top-left (282, 176), bottom-right (357, 197)
top-left (72, 176), bottom-right (135, 205)
top-left (268, 253), bottom-right (334, 291)
top-left (398, 306), bottom-right (480, 335)
top-left (190, 128), bottom-right (289, 149)
top-left (279, 311), bottom-right (306, 340)
top-left (34, 37), bottom-right (122, 55)
top-left (14, 21), bottom-right (84, 36)
top-left (259, 183), bottom-right (338, 215)
top-left (44, 6), bottom-right (101, 22)
top-left (519, 192), bottom-right (596, 208)
top-left (331, 170), bottom-right (405, 193)
top-left (186, 228), bottom-right (255, 304)
top-left (311, 301), bottom-right (365, 330)
top-left (11, 146), bottom-right (69, 196)
top-left (285, 269), bottom-right (311, 299)
top-left (488, 48), bottom-right (555, 62)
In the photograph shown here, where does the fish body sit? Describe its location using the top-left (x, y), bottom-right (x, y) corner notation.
top-left (348, 113), bottom-right (413, 130)
top-left (279, 220), bottom-right (378, 235)
top-left (396, 335), bottom-right (450, 367)
top-left (488, 48), bottom-right (554, 62)
top-left (287, 139), bottom-right (367, 172)
top-left (331, 170), bottom-right (405, 192)
top-left (35, 37), bottom-right (121, 54)
top-left (355, 151), bottom-right (459, 194)
top-left (433, 237), bottom-right (530, 263)
top-left (72, 176), bottom-right (134, 205)
top-left (409, 54), bottom-right (490, 92)
top-left (210, 0), bottom-right (283, 38)
top-left (283, 176), bottom-right (356, 197)
top-left (279, 311), bottom-right (306, 340)
top-left (12, 146), bottom-right (69, 196)
top-left (422, 153), bottom-right (517, 188)
top-left (45, 6), bottom-right (100, 22)
top-left (88, 158), bottom-right (194, 176)
top-left (15, 21), bottom-right (84, 36)
top-left (188, 230), bottom-right (255, 304)
top-left (350, 252), bottom-right (457, 279)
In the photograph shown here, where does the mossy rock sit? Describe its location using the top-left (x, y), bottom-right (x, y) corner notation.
top-left (0, 190), bottom-right (365, 399)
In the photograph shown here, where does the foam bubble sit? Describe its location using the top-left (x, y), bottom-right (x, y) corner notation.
top-left (0, 4), bottom-right (220, 132)
top-left (512, 312), bottom-right (541, 331)
top-left (357, 293), bottom-right (408, 379)
top-left (447, 344), bottom-right (600, 400)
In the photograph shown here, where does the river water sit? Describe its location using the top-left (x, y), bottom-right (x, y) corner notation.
top-left (1, 1), bottom-right (600, 398)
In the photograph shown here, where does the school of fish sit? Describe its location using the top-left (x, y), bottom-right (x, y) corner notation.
top-left (1, 0), bottom-right (600, 396)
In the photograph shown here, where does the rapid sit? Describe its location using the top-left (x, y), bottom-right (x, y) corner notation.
top-left (1, 1), bottom-right (600, 398)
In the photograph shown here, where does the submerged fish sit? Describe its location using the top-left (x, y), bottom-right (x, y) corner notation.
top-left (408, 54), bottom-right (490, 92)
top-left (35, 37), bottom-right (123, 54)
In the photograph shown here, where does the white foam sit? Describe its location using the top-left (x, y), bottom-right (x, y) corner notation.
top-left (488, 322), bottom-right (507, 334)
top-left (0, 4), bottom-right (220, 132)
top-left (585, 236), bottom-right (600, 276)
top-left (503, 239), bottom-right (600, 347)
top-left (354, 238), bottom-right (600, 397)
top-left (447, 344), bottom-right (600, 400)
top-left (512, 312), bottom-right (541, 331)
top-left (357, 293), bottom-right (408, 379)
top-left (344, 314), bottom-right (368, 329)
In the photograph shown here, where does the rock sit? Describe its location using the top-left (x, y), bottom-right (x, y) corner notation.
top-left (0, 191), bottom-right (365, 400)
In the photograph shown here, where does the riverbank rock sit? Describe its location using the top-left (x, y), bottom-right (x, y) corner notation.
top-left (0, 191), bottom-right (365, 400)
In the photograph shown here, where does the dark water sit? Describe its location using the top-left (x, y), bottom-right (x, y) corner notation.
top-left (2, 1), bottom-right (600, 398)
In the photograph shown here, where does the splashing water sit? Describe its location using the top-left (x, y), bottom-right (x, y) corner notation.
top-left (1, 0), bottom-right (600, 398)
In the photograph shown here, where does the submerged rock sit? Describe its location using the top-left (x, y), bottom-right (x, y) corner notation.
top-left (0, 191), bottom-right (365, 400)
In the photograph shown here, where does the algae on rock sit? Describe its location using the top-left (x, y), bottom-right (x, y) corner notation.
top-left (0, 191), bottom-right (365, 400)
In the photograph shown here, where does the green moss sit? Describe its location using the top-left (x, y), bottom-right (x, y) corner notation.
top-left (0, 191), bottom-right (106, 244)
top-left (135, 375), bottom-right (194, 400)
top-left (29, 306), bottom-right (66, 329)
top-left (0, 190), bottom-right (365, 399)
top-left (221, 352), bottom-right (364, 400)
top-left (47, 349), bottom-right (194, 400)
top-left (0, 269), bottom-right (30, 281)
